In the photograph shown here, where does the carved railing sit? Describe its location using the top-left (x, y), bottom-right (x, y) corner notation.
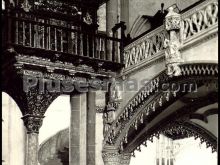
top-left (181, 0), bottom-right (218, 42)
top-left (123, 0), bottom-right (218, 71)
top-left (124, 26), bottom-right (168, 68)
top-left (2, 9), bottom-right (123, 63)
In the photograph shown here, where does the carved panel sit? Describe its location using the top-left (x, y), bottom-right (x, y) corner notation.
top-left (26, 87), bottom-right (59, 116)
top-left (124, 27), bottom-right (168, 68)
top-left (181, 0), bottom-right (218, 40)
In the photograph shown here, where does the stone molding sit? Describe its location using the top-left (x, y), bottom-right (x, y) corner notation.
top-left (15, 54), bottom-right (111, 79)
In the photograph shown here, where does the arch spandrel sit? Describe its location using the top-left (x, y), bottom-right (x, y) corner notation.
top-left (2, 87), bottom-right (61, 117)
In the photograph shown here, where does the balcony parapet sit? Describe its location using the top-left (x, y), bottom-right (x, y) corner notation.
top-left (181, 0), bottom-right (218, 46)
top-left (2, 9), bottom-right (124, 73)
top-left (123, 0), bottom-right (218, 76)
top-left (123, 25), bottom-right (167, 70)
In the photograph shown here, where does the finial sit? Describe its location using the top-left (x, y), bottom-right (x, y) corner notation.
top-left (168, 6), bottom-right (174, 13)
top-left (161, 3), bottom-right (165, 13)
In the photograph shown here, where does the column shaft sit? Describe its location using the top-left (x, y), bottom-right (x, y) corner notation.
top-left (25, 133), bottom-right (38, 165)
top-left (106, 0), bottom-right (118, 34)
top-left (69, 93), bottom-right (87, 165)
top-left (22, 115), bottom-right (43, 165)
top-left (106, 0), bottom-right (118, 61)
top-left (87, 90), bottom-right (96, 165)
top-left (121, 0), bottom-right (129, 34)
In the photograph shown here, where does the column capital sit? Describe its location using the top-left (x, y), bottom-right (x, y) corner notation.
top-left (102, 151), bottom-right (120, 165)
top-left (22, 114), bottom-right (44, 134)
top-left (102, 148), bottom-right (131, 165)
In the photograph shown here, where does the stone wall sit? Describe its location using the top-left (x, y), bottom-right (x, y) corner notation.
top-left (98, 0), bottom-right (201, 35)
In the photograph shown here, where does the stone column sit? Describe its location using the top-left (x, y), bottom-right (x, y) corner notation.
top-left (69, 93), bottom-right (87, 165)
top-left (120, 0), bottom-right (129, 34)
top-left (22, 114), bottom-right (44, 165)
top-left (106, 0), bottom-right (119, 35)
top-left (86, 89), bottom-right (96, 165)
top-left (106, 0), bottom-right (118, 61)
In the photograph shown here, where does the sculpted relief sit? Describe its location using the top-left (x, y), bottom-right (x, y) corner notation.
top-left (164, 7), bottom-right (183, 77)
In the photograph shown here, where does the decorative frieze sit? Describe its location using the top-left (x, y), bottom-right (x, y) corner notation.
top-left (15, 54), bottom-right (112, 79)
top-left (33, 0), bottom-right (81, 16)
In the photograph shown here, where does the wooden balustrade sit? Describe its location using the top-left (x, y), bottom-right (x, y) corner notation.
top-left (2, 10), bottom-right (123, 63)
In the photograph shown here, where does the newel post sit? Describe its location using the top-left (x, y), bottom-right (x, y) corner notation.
top-left (164, 7), bottom-right (184, 77)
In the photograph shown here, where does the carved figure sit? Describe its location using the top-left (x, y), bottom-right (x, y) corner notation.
top-left (164, 7), bottom-right (183, 77)
top-left (83, 12), bottom-right (93, 25)
top-left (21, 0), bottom-right (31, 12)
top-left (109, 78), bottom-right (122, 101)
top-left (164, 38), bottom-right (182, 77)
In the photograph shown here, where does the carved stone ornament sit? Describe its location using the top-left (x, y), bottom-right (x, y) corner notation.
top-left (102, 151), bottom-right (131, 165)
top-left (22, 114), bottom-right (44, 134)
top-left (21, 0), bottom-right (32, 12)
top-left (109, 78), bottom-right (122, 102)
top-left (181, 1), bottom-right (218, 40)
top-left (103, 78), bottom-right (123, 133)
top-left (25, 87), bottom-right (59, 116)
top-left (164, 7), bottom-right (183, 77)
top-left (83, 12), bottom-right (93, 25)
top-left (165, 7), bottom-right (181, 31)
top-left (164, 38), bottom-right (183, 77)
